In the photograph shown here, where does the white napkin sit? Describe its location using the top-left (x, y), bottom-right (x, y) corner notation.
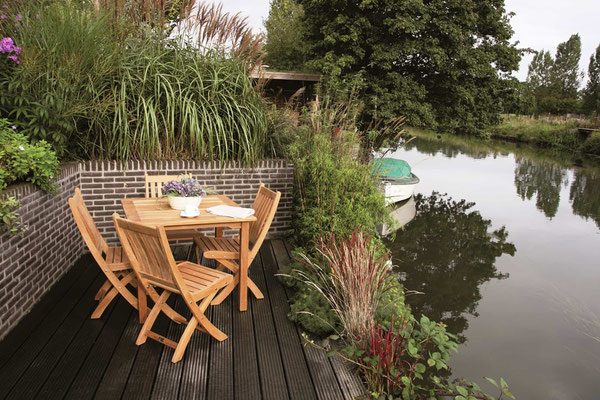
top-left (206, 205), bottom-right (255, 219)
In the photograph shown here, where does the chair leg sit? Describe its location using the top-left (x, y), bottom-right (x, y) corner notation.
top-left (194, 290), bottom-right (227, 342)
top-left (248, 279), bottom-right (264, 299)
top-left (95, 279), bottom-right (113, 300)
top-left (172, 317), bottom-right (198, 363)
top-left (91, 287), bottom-right (119, 319)
top-left (211, 274), bottom-right (239, 305)
top-left (137, 291), bottom-right (170, 345)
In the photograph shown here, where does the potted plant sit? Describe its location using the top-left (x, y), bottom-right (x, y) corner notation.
top-left (162, 177), bottom-right (207, 210)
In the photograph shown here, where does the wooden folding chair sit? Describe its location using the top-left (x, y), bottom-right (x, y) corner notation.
top-left (144, 173), bottom-right (202, 247)
top-left (113, 214), bottom-right (233, 363)
top-left (194, 183), bottom-right (281, 305)
top-left (69, 188), bottom-right (139, 319)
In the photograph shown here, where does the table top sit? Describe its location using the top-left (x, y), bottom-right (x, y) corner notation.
top-left (121, 195), bottom-right (256, 228)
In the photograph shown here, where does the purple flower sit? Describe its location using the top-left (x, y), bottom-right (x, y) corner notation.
top-left (7, 54), bottom-right (19, 64)
top-left (0, 15), bottom-right (5, 20)
top-left (162, 178), bottom-right (206, 197)
top-left (14, 46), bottom-right (20, 54)
top-left (36, 14), bottom-right (40, 19)
top-left (0, 36), bottom-right (14, 52)
top-left (15, 13), bottom-right (21, 22)
top-left (11, 125), bottom-right (16, 129)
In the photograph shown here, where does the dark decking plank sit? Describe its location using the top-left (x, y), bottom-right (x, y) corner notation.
top-left (272, 240), bottom-right (348, 400)
top-left (63, 299), bottom-right (134, 400)
top-left (178, 254), bottom-right (213, 400)
top-left (233, 256), bottom-right (261, 400)
top-left (206, 276), bottom-right (234, 400)
top-left (93, 308), bottom-right (142, 399)
top-left (11, 274), bottom-right (107, 400)
top-left (121, 311), bottom-right (170, 400)
top-left (259, 244), bottom-right (317, 400)
top-left (250, 251), bottom-right (290, 400)
top-left (279, 240), bottom-right (367, 400)
top-left (0, 254), bottom-right (89, 365)
top-left (0, 261), bottom-right (99, 400)
top-left (150, 297), bottom-right (186, 400)
top-left (329, 356), bottom-right (366, 400)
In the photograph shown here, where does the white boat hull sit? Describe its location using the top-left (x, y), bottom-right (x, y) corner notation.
top-left (380, 174), bottom-right (419, 205)
top-left (377, 196), bottom-right (417, 236)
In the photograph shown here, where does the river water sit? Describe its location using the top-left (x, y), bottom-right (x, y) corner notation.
top-left (385, 134), bottom-right (600, 399)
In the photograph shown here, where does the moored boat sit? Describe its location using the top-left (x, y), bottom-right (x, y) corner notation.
top-left (372, 158), bottom-right (420, 205)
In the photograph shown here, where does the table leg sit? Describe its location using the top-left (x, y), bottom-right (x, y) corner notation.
top-left (215, 227), bottom-right (223, 238)
top-left (239, 222), bottom-right (249, 311)
top-left (138, 283), bottom-right (148, 323)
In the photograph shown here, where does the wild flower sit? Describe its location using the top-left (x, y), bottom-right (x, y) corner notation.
top-left (15, 13), bottom-right (21, 22)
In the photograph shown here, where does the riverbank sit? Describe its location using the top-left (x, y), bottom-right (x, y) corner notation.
top-left (487, 115), bottom-right (600, 156)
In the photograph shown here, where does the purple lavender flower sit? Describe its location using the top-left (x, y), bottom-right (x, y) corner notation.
top-left (0, 36), bottom-right (14, 53)
top-left (0, 15), bottom-right (5, 20)
top-left (7, 54), bottom-right (18, 64)
top-left (162, 178), bottom-right (206, 197)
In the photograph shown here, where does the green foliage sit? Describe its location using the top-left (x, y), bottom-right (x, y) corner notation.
top-left (525, 34), bottom-right (584, 115)
top-left (0, 118), bottom-right (59, 234)
top-left (297, 0), bottom-right (522, 135)
top-left (582, 44), bottom-right (600, 115)
top-left (263, 0), bottom-right (308, 71)
top-left (0, 1), bottom-right (269, 162)
top-left (287, 99), bottom-right (391, 246)
top-left (582, 132), bottom-right (600, 155)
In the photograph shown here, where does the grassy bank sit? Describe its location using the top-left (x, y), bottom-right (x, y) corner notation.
top-left (487, 115), bottom-right (600, 156)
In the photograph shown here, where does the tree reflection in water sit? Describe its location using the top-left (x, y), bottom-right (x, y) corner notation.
top-left (570, 168), bottom-right (600, 229)
top-left (386, 192), bottom-right (516, 343)
top-left (514, 157), bottom-right (568, 219)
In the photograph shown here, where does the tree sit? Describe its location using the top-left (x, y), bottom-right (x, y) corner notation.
top-left (550, 33), bottom-right (583, 113)
top-left (525, 50), bottom-right (554, 113)
top-left (583, 44), bottom-right (600, 115)
top-left (297, 0), bottom-right (522, 135)
top-left (263, 0), bottom-right (307, 71)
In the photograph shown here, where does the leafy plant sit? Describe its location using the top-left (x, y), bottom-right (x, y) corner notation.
top-left (295, 228), bottom-right (392, 342)
top-left (162, 178), bottom-right (206, 197)
top-left (0, 118), bottom-right (59, 234)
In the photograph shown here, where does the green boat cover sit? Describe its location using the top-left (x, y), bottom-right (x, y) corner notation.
top-left (371, 158), bottom-right (412, 179)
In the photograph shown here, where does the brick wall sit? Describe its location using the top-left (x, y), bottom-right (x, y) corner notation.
top-left (0, 159), bottom-right (293, 339)
top-left (0, 163), bottom-right (83, 340)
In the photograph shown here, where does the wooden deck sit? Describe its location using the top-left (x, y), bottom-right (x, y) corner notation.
top-left (0, 240), bottom-right (364, 400)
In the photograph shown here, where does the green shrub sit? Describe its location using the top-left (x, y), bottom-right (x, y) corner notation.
top-left (0, 119), bottom-right (59, 234)
top-left (582, 132), bottom-right (600, 155)
top-left (287, 100), bottom-right (391, 246)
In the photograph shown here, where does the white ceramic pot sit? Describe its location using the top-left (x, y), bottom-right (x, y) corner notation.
top-left (167, 196), bottom-right (203, 211)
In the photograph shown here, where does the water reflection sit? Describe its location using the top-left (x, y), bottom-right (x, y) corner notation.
top-left (514, 157), bottom-right (568, 219)
top-left (570, 168), bottom-right (600, 229)
top-left (386, 192), bottom-right (516, 342)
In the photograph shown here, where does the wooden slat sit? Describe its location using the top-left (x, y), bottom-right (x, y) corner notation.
top-left (259, 244), bottom-right (317, 400)
top-left (0, 263), bottom-right (99, 399)
top-left (121, 196), bottom-right (255, 228)
top-left (329, 356), bottom-right (366, 400)
top-left (14, 275), bottom-right (109, 400)
top-left (250, 251), bottom-right (290, 400)
top-left (63, 300), bottom-right (134, 400)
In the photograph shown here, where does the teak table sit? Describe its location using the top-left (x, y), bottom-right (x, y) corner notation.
top-left (121, 195), bottom-right (257, 316)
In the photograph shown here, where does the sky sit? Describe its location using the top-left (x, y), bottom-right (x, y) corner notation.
top-left (221, 0), bottom-right (600, 82)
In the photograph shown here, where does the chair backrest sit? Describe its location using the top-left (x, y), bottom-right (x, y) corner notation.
top-left (113, 215), bottom-right (181, 293)
top-left (145, 173), bottom-right (192, 198)
top-left (249, 184), bottom-right (281, 259)
top-left (69, 188), bottom-right (108, 257)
